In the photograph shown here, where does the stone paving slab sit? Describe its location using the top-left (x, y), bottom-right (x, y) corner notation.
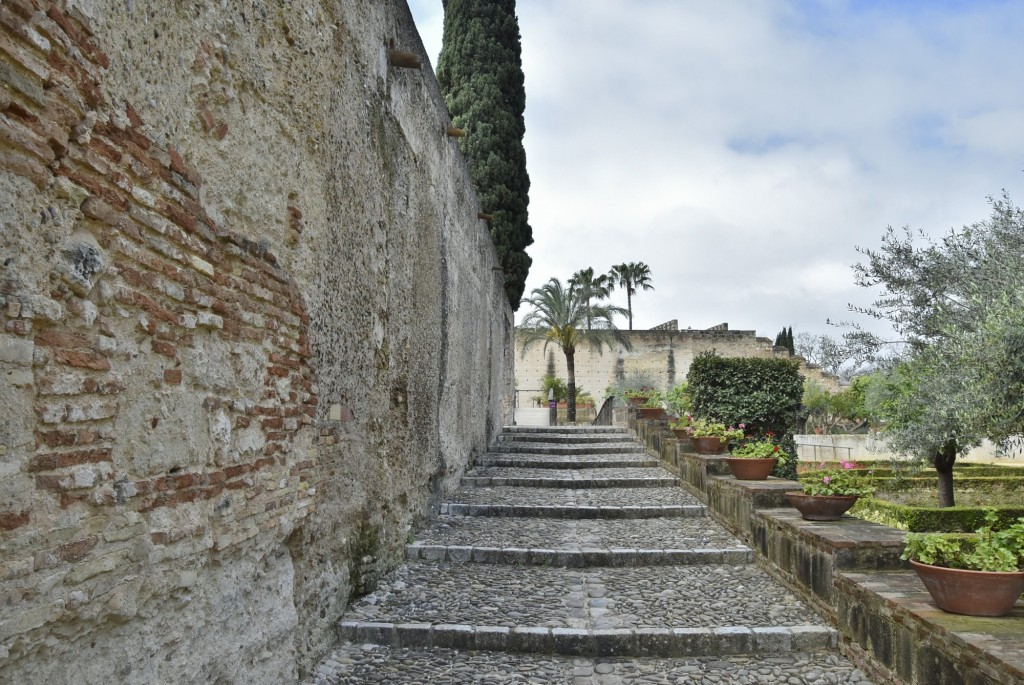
top-left (342, 562), bottom-right (831, 631)
top-left (412, 516), bottom-right (746, 551)
top-left (478, 454), bottom-right (659, 468)
top-left (307, 643), bottom-right (875, 684)
top-left (462, 466), bottom-right (678, 489)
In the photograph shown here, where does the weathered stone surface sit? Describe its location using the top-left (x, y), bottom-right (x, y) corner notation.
top-left (0, 1), bottom-right (511, 683)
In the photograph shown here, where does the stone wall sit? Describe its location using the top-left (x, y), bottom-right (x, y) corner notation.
top-left (0, 1), bottom-right (512, 682)
top-left (515, 325), bottom-right (837, 407)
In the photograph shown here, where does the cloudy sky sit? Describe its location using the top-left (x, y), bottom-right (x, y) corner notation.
top-left (408, 0), bottom-right (1024, 341)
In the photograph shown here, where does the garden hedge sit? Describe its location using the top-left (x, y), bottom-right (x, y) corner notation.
top-left (851, 497), bottom-right (1024, 532)
top-left (687, 351), bottom-right (803, 479)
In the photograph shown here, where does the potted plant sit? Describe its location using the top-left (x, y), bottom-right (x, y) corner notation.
top-left (624, 386), bottom-right (655, 408)
top-left (786, 460), bottom-right (873, 520)
top-left (901, 510), bottom-right (1024, 617)
top-left (670, 414), bottom-right (694, 450)
top-left (690, 419), bottom-right (744, 455)
top-left (637, 393), bottom-right (666, 420)
top-left (725, 437), bottom-right (787, 480)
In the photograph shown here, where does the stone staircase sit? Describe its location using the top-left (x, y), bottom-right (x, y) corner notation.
top-left (309, 426), bottom-right (877, 684)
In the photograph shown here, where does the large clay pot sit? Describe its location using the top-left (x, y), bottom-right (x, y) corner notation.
top-left (627, 396), bottom-right (646, 408)
top-left (724, 457), bottom-right (777, 480)
top-left (637, 407), bottom-right (666, 420)
top-left (691, 436), bottom-right (727, 454)
top-left (910, 560), bottom-right (1024, 617)
top-left (785, 492), bottom-right (859, 521)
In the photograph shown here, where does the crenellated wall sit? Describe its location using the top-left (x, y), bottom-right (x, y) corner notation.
top-left (0, 1), bottom-right (512, 682)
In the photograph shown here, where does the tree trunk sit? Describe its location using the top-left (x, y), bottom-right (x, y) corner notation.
top-left (626, 289), bottom-right (633, 330)
top-left (566, 351), bottom-right (577, 423)
top-left (933, 438), bottom-right (957, 508)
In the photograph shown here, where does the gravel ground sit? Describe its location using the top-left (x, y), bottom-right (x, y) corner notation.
top-left (306, 643), bottom-right (877, 685)
top-left (343, 562), bottom-right (827, 630)
top-left (413, 517), bottom-right (743, 551)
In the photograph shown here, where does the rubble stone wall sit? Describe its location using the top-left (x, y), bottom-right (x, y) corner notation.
top-left (0, 1), bottom-right (512, 682)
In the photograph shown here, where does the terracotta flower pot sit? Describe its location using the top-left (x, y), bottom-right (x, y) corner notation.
top-left (637, 407), bottom-right (666, 420)
top-left (786, 492), bottom-right (859, 521)
top-left (691, 436), bottom-right (727, 454)
top-left (910, 560), bottom-right (1024, 617)
top-left (724, 457), bottom-right (777, 480)
top-left (627, 396), bottom-right (646, 408)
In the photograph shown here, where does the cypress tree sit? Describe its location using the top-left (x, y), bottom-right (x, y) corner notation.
top-left (437, 0), bottom-right (533, 309)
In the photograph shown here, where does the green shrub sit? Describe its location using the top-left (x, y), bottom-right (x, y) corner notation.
top-left (851, 497), bottom-right (1024, 532)
top-left (687, 351), bottom-right (803, 479)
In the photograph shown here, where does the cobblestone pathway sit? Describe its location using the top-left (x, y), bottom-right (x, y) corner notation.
top-left (308, 427), bottom-right (877, 684)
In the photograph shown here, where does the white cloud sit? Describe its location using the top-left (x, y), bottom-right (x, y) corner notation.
top-left (408, 0), bottom-right (1024, 339)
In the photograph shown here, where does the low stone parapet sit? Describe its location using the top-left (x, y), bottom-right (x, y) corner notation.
top-left (626, 425), bottom-right (1024, 685)
top-left (837, 570), bottom-right (1024, 685)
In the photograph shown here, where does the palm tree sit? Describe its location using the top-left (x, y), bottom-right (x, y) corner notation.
top-left (568, 267), bottom-right (614, 330)
top-left (519, 278), bottom-right (630, 422)
top-left (609, 262), bottom-right (654, 330)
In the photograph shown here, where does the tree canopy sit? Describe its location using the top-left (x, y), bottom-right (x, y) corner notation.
top-left (437, 0), bottom-right (533, 309)
top-left (609, 262), bottom-right (654, 330)
top-left (519, 278), bottom-right (629, 422)
top-left (847, 194), bottom-right (1024, 506)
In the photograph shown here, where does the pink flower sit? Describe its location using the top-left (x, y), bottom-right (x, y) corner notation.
top-left (840, 460), bottom-right (855, 470)
top-left (822, 476), bottom-right (831, 484)
top-left (739, 423), bottom-right (746, 429)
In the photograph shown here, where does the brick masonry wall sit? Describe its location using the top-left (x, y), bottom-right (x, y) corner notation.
top-left (0, 1), bottom-right (511, 682)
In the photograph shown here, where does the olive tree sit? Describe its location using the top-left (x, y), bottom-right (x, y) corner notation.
top-left (848, 194), bottom-right (1024, 506)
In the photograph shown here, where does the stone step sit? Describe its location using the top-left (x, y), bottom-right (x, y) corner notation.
top-left (308, 644), bottom-right (876, 684)
top-left (405, 543), bottom-right (752, 567)
top-left (494, 442), bottom-right (647, 455)
top-left (409, 516), bottom-right (746, 553)
top-left (462, 466), bottom-right (677, 489)
top-left (477, 453), bottom-right (659, 469)
top-left (442, 486), bottom-right (707, 518)
top-left (498, 432), bottom-right (638, 445)
top-left (503, 426), bottom-right (628, 435)
top-left (338, 562), bottom-right (836, 658)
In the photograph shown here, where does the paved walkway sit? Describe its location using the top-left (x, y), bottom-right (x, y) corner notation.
top-left (308, 426), bottom-right (877, 684)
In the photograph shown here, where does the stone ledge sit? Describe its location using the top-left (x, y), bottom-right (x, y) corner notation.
top-left (439, 503), bottom-right (707, 518)
top-left (837, 570), bottom-right (1024, 685)
top-left (750, 508), bottom-right (908, 621)
top-left (336, 620), bottom-right (837, 657)
top-left (404, 543), bottom-right (753, 567)
top-left (630, 426), bottom-right (1024, 685)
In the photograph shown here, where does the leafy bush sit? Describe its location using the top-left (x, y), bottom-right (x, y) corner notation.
top-left (663, 382), bottom-right (692, 416)
top-left (851, 497), bottom-right (1024, 532)
top-left (687, 351), bottom-right (803, 479)
top-left (902, 509), bottom-right (1024, 571)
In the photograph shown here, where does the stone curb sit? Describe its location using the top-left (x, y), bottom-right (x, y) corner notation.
top-left (477, 456), bottom-right (660, 469)
top-left (460, 476), bottom-right (679, 488)
top-left (336, 621), bottom-right (837, 657)
top-left (404, 544), bottom-right (754, 567)
top-left (439, 503), bottom-right (708, 519)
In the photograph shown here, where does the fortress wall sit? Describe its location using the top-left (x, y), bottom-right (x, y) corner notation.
top-left (0, 1), bottom-right (511, 682)
top-left (515, 328), bottom-right (836, 406)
